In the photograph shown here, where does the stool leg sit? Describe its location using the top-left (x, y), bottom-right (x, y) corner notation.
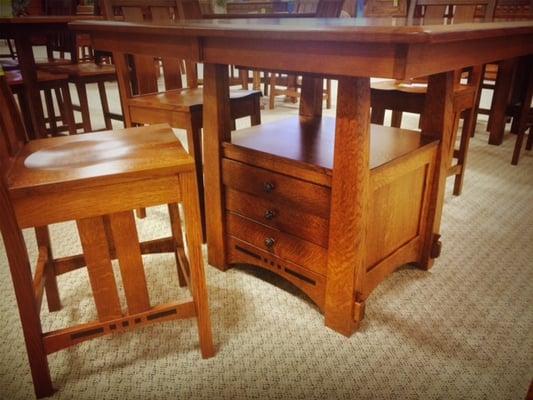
top-left (97, 81), bottom-right (113, 130)
top-left (168, 203), bottom-right (188, 287)
top-left (43, 89), bottom-right (57, 136)
top-left (185, 119), bottom-right (206, 243)
top-left (75, 82), bottom-right (92, 133)
top-left (59, 84), bottom-right (77, 135)
top-left (35, 226), bottom-right (61, 312)
top-left (251, 95), bottom-right (261, 127)
top-left (269, 73), bottom-right (277, 109)
top-left (326, 79), bottom-right (332, 110)
top-left (371, 106), bottom-right (385, 125)
top-left (180, 170), bottom-right (214, 359)
top-left (391, 110), bottom-right (403, 128)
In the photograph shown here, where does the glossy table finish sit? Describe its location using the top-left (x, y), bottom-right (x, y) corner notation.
top-left (71, 17), bottom-right (533, 336)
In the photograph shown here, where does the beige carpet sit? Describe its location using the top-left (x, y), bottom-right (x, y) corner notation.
top-left (0, 77), bottom-right (532, 400)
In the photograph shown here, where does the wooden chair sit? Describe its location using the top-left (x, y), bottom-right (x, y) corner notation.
top-left (0, 69), bottom-right (214, 398)
top-left (40, 31), bottom-right (121, 133)
top-left (370, 0), bottom-right (494, 196)
top-left (5, 69), bottom-right (77, 137)
top-left (267, 0), bottom-right (344, 109)
top-left (102, 0), bottom-right (262, 238)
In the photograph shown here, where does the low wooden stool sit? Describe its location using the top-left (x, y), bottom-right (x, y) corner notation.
top-left (0, 70), bottom-right (214, 398)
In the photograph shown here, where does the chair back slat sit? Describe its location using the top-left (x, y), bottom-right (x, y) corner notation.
top-left (177, 0), bottom-right (204, 19)
top-left (408, 0), bottom-right (496, 21)
top-left (315, 0), bottom-right (345, 16)
top-left (102, 0), bottom-right (190, 94)
top-left (0, 72), bottom-right (27, 175)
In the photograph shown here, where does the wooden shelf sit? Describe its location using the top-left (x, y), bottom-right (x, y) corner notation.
top-left (226, 115), bottom-right (435, 170)
top-left (224, 116), bottom-right (436, 185)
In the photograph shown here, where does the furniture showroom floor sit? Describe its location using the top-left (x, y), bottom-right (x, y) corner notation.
top-left (0, 77), bottom-right (531, 400)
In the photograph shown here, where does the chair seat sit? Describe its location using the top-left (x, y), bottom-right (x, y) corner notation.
top-left (7, 124), bottom-right (193, 197)
top-left (35, 57), bottom-right (73, 67)
top-left (6, 70), bottom-right (70, 86)
top-left (45, 62), bottom-right (116, 78)
top-left (129, 87), bottom-right (261, 112)
top-left (371, 79), bottom-right (429, 94)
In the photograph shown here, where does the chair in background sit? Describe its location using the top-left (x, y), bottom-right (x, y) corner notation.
top-left (102, 0), bottom-right (262, 238)
top-left (0, 69), bottom-right (214, 398)
top-left (5, 69), bottom-right (77, 136)
top-left (267, 0), bottom-right (344, 109)
top-left (40, 29), bottom-right (120, 133)
top-left (369, 0), bottom-right (495, 196)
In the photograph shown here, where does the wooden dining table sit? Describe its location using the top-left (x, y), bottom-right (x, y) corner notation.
top-left (0, 15), bottom-right (101, 139)
top-left (71, 17), bottom-right (533, 337)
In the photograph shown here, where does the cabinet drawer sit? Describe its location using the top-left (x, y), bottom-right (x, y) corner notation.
top-left (222, 158), bottom-right (330, 218)
top-left (225, 188), bottom-right (329, 247)
top-left (226, 212), bottom-right (327, 276)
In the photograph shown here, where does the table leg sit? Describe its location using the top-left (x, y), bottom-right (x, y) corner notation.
top-left (14, 36), bottom-right (47, 139)
top-left (203, 63), bottom-right (232, 269)
top-left (420, 72), bottom-right (456, 269)
top-left (324, 77), bottom-right (370, 336)
top-left (488, 58), bottom-right (516, 145)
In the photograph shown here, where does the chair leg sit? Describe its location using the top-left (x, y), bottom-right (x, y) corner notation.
top-left (511, 70), bottom-right (533, 165)
top-left (269, 73), bottom-right (277, 109)
top-left (59, 83), bottom-right (77, 135)
top-left (180, 170), bottom-right (215, 359)
top-left (326, 79), bottom-right (332, 110)
top-left (97, 81), bottom-right (113, 130)
top-left (252, 70), bottom-right (261, 91)
top-left (453, 110), bottom-right (474, 196)
top-left (168, 203), bottom-right (188, 287)
top-left (240, 68), bottom-right (249, 90)
top-left (35, 226), bottom-right (61, 312)
top-left (391, 110), bottom-right (403, 128)
top-left (43, 89), bottom-right (57, 136)
top-left (371, 106), bottom-right (385, 125)
top-left (185, 121), bottom-right (206, 243)
top-left (263, 71), bottom-right (269, 96)
top-left (75, 82), bottom-right (92, 133)
top-left (251, 95), bottom-right (261, 126)
top-left (526, 126), bottom-right (533, 151)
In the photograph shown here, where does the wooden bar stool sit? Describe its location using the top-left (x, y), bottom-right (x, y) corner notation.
top-left (6, 69), bottom-right (77, 137)
top-left (0, 70), bottom-right (214, 398)
top-left (369, 0), bottom-right (495, 196)
top-left (102, 0), bottom-right (262, 239)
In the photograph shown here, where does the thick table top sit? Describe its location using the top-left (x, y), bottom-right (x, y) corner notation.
top-left (0, 15), bottom-right (101, 25)
top-left (71, 17), bottom-right (533, 79)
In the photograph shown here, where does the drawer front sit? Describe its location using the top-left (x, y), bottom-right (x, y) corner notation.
top-left (225, 188), bottom-right (329, 247)
top-left (226, 212), bottom-right (327, 276)
top-left (222, 158), bottom-right (330, 218)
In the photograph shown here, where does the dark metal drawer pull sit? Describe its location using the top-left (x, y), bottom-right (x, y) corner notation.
top-left (264, 237), bottom-right (276, 249)
top-left (263, 182), bottom-right (275, 193)
top-left (264, 210), bottom-right (276, 220)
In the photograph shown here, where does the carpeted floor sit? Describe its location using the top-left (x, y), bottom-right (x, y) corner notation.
top-left (0, 74), bottom-right (532, 400)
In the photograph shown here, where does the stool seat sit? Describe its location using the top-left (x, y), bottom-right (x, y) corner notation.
top-left (129, 87), bottom-right (261, 112)
top-left (44, 62), bottom-right (116, 78)
top-left (6, 70), bottom-right (70, 86)
top-left (7, 124), bottom-right (193, 196)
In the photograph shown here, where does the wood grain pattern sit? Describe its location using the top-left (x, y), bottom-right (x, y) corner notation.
top-left (109, 211), bottom-right (151, 314)
top-left (203, 63), bottom-right (232, 269)
top-left (324, 77), bottom-right (371, 336)
top-left (77, 216), bottom-right (123, 321)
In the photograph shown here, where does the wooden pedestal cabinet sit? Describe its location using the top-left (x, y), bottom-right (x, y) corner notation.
top-left (219, 115), bottom-right (437, 313)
